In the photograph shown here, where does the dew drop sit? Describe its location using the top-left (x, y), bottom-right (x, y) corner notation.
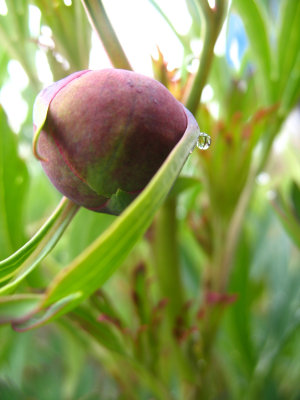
top-left (197, 132), bottom-right (211, 150)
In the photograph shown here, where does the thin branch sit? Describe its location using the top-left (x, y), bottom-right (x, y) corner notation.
top-left (80, 0), bottom-right (132, 70)
top-left (185, 0), bottom-right (227, 114)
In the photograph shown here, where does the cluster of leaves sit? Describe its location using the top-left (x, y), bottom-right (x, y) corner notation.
top-left (0, 0), bottom-right (300, 399)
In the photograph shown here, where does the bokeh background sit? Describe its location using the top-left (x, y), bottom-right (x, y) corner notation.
top-left (1, 0), bottom-right (300, 399)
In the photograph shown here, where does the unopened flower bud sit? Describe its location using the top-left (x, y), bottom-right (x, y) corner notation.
top-left (33, 69), bottom-right (187, 214)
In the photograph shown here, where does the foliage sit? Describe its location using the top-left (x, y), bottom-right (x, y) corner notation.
top-left (0, 0), bottom-right (300, 399)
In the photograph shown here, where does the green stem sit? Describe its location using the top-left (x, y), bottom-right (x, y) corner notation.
top-left (150, 4), bottom-right (227, 393)
top-left (80, 0), bottom-right (132, 70)
top-left (153, 197), bottom-right (184, 321)
top-left (185, 0), bottom-right (227, 115)
top-left (153, 198), bottom-right (197, 388)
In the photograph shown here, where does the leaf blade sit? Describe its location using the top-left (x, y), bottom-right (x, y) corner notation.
top-left (11, 108), bottom-right (200, 329)
top-left (44, 109), bottom-right (200, 306)
top-left (0, 198), bottom-right (79, 293)
top-left (232, 0), bottom-right (273, 103)
top-left (0, 106), bottom-right (29, 259)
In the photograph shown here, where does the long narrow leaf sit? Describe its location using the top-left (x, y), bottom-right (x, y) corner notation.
top-left (276, 0), bottom-right (300, 101)
top-left (232, 0), bottom-right (273, 104)
top-left (0, 107), bottom-right (29, 259)
top-left (0, 294), bottom-right (42, 324)
top-left (0, 198), bottom-right (79, 293)
top-left (11, 108), bottom-right (201, 329)
top-left (272, 192), bottom-right (300, 250)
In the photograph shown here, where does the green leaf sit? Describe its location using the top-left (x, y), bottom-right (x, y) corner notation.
top-left (44, 110), bottom-right (199, 302)
top-left (272, 191), bottom-right (300, 249)
top-left (226, 232), bottom-right (257, 378)
top-left (185, 0), bottom-right (202, 37)
top-left (291, 181), bottom-right (300, 220)
top-left (0, 294), bottom-right (41, 324)
top-left (280, 51), bottom-right (300, 114)
top-left (209, 55), bottom-right (231, 113)
top-left (232, 0), bottom-right (273, 104)
top-left (0, 47), bottom-right (9, 86)
top-left (12, 293), bottom-right (82, 332)
top-left (276, 0), bottom-right (300, 103)
top-left (0, 106), bottom-right (29, 259)
top-left (69, 306), bottom-right (126, 354)
top-left (169, 175), bottom-right (201, 198)
top-left (62, 208), bottom-right (115, 262)
top-left (10, 108), bottom-right (200, 329)
top-left (245, 209), bottom-right (300, 396)
top-left (0, 0), bottom-right (40, 90)
top-left (105, 189), bottom-right (138, 216)
top-left (0, 198), bottom-right (79, 292)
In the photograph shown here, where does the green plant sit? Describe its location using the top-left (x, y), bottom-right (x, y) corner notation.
top-left (1, 0), bottom-right (300, 399)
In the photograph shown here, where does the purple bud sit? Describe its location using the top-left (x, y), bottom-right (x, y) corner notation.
top-left (33, 69), bottom-right (187, 214)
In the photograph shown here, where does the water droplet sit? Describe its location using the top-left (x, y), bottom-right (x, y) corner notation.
top-left (197, 132), bottom-right (211, 150)
top-left (137, 88), bottom-right (142, 94)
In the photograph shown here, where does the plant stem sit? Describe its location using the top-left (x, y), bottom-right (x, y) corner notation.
top-left (151, 3), bottom-right (227, 393)
top-left (80, 0), bottom-right (132, 70)
top-left (153, 198), bottom-right (198, 389)
top-left (153, 197), bottom-right (184, 321)
top-left (185, 0), bottom-right (227, 115)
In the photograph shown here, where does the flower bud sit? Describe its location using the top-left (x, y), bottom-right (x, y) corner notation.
top-left (33, 69), bottom-right (187, 214)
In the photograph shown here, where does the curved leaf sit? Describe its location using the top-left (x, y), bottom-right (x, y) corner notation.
top-left (276, 1), bottom-right (300, 100)
top-left (272, 190), bottom-right (300, 249)
top-left (232, 0), bottom-right (273, 103)
top-left (11, 108), bottom-right (201, 329)
top-left (0, 198), bottom-right (79, 292)
top-left (0, 0), bottom-right (40, 90)
top-left (0, 294), bottom-right (42, 324)
top-left (0, 106), bottom-right (29, 259)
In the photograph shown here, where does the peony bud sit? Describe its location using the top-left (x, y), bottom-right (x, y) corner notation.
top-left (33, 69), bottom-right (187, 214)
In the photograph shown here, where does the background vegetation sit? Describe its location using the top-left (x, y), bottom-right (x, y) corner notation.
top-left (1, 0), bottom-right (300, 399)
